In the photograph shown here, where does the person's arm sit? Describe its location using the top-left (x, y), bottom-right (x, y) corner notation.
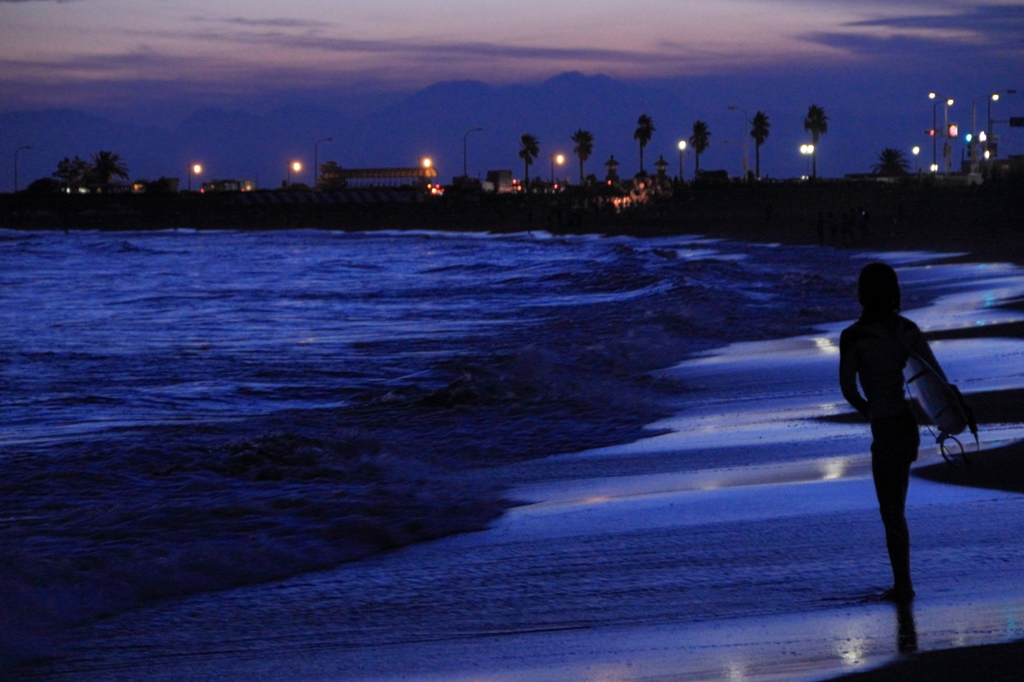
top-left (839, 330), bottom-right (870, 418)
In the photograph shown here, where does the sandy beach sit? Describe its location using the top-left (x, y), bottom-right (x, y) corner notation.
top-left (760, 203), bottom-right (1024, 680)
top-left (684, 200), bottom-right (1024, 681)
top-left (679, 205), bottom-right (1024, 681)
top-left (5, 198), bottom-right (1024, 682)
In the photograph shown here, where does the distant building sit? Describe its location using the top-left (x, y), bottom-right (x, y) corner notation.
top-left (483, 170), bottom-right (514, 193)
top-left (319, 166), bottom-right (438, 189)
top-left (133, 177), bottom-right (180, 193)
top-left (973, 155), bottom-right (1024, 177)
top-left (201, 179), bottom-right (256, 193)
top-left (86, 182), bottom-right (131, 194)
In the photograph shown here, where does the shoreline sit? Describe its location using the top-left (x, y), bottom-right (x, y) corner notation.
top-left (5, 192), bottom-right (1022, 682)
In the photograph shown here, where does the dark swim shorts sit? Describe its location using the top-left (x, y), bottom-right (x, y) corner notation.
top-left (870, 406), bottom-right (921, 464)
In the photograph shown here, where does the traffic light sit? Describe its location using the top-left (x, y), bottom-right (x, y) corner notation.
top-left (965, 133), bottom-right (973, 143)
top-left (927, 129), bottom-right (935, 136)
top-left (947, 123), bottom-right (958, 137)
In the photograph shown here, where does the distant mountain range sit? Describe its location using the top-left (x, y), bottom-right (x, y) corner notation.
top-left (2, 73), bottom-right (700, 190)
top-left (5, 70), bottom-right (1006, 192)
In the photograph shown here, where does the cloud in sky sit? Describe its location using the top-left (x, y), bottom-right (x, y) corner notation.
top-left (0, 0), bottom-right (1019, 112)
top-left (800, 3), bottom-right (1024, 57)
top-left (846, 3), bottom-right (1023, 35)
top-left (0, 1), bottom-right (878, 87)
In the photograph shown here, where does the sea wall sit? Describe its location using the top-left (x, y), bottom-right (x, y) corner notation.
top-left (2, 179), bottom-right (1022, 262)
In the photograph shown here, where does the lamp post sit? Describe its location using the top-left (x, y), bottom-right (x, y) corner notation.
top-left (550, 153), bottom-right (564, 184)
top-left (14, 145), bottom-right (30, 192)
top-left (911, 146), bottom-right (920, 173)
top-left (985, 90), bottom-right (1017, 158)
top-left (971, 95), bottom-right (988, 140)
top-left (928, 93), bottom-right (953, 172)
top-left (800, 144), bottom-right (814, 178)
top-left (287, 161), bottom-right (301, 186)
top-left (928, 93), bottom-right (945, 170)
top-left (727, 105), bottom-right (749, 179)
top-left (677, 140), bottom-right (687, 181)
top-left (942, 98), bottom-right (954, 173)
top-left (188, 163), bottom-right (202, 191)
top-left (314, 137), bottom-right (332, 189)
top-left (463, 127), bottom-right (483, 178)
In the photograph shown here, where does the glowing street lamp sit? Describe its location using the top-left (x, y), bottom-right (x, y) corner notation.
top-left (912, 146), bottom-right (920, 173)
top-left (800, 144), bottom-right (814, 177)
top-left (422, 158), bottom-right (432, 169)
top-left (677, 140), bottom-right (687, 181)
top-left (984, 90), bottom-right (1017, 159)
top-left (287, 161), bottom-right (301, 186)
top-left (550, 153), bottom-right (564, 183)
top-left (188, 163), bottom-right (202, 191)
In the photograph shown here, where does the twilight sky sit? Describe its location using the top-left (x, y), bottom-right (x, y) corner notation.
top-left (1, 0), bottom-right (1022, 185)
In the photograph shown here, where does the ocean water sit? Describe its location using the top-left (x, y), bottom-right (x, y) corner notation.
top-left (0, 227), bottom-right (897, 657)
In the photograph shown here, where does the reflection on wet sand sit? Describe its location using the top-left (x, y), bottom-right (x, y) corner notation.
top-left (897, 602), bottom-right (918, 656)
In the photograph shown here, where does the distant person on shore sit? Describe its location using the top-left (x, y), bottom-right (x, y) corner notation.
top-left (859, 207), bottom-right (870, 242)
top-left (839, 263), bottom-right (946, 603)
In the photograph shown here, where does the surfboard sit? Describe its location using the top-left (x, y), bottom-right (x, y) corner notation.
top-left (903, 352), bottom-right (968, 438)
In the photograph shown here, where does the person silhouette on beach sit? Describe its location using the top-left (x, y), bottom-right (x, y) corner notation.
top-left (839, 262), bottom-right (947, 603)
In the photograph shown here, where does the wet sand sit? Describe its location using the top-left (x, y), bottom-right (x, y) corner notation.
top-left (817, 329), bottom-right (1024, 682)
top-left (9, 230), bottom-right (1024, 682)
top-left (711, 210), bottom-right (1024, 682)
top-left (825, 638), bottom-right (1024, 681)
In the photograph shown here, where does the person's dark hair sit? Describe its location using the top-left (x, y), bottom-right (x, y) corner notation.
top-left (858, 262), bottom-right (901, 314)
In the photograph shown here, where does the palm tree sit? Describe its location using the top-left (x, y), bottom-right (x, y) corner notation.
top-left (518, 134), bottom-right (540, 192)
top-left (89, 150), bottom-right (129, 185)
top-left (318, 160), bottom-right (345, 190)
top-left (633, 114), bottom-right (655, 174)
top-left (872, 148), bottom-right (911, 176)
top-left (750, 111), bottom-right (770, 180)
top-left (803, 105), bottom-right (828, 179)
top-left (689, 121), bottom-right (710, 175)
top-left (571, 129), bottom-right (594, 184)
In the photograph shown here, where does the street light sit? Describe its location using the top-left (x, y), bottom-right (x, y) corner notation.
top-left (985, 90), bottom-right (1017, 159)
top-left (928, 93), bottom-right (954, 173)
top-left (550, 153), bottom-right (564, 183)
top-left (463, 127), bottom-right (483, 177)
top-left (14, 145), bottom-right (30, 192)
top-left (912, 146), bottom-right (920, 173)
top-left (727, 105), bottom-right (749, 179)
top-left (287, 161), bottom-right (301, 186)
top-left (800, 144), bottom-right (814, 178)
top-left (188, 163), bottom-right (202, 191)
top-left (314, 137), bottom-right (333, 189)
top-left (677, 140), bottom-right (687, 181)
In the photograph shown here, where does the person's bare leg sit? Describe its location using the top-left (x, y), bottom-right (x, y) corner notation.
top-left (882, 512), bottom-right (914, 601)
top-left (874, 456), bottom-right (914, 602)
